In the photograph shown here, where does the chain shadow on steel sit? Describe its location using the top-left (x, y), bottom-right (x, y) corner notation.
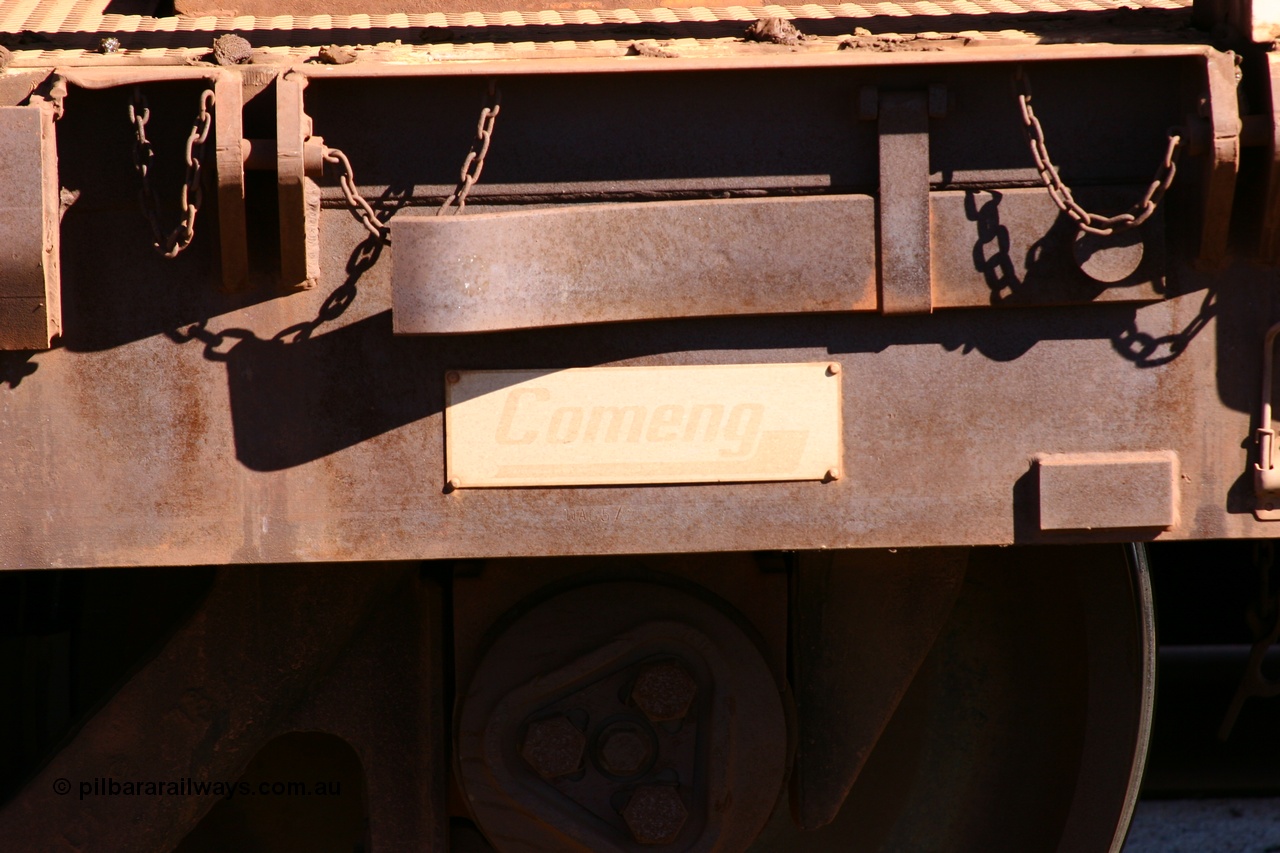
top-left (54, 84), bottom-right (275, 353)
top-left (964, 188), bottom-right (1215, 367)
top-left (0, 351), bottom-right (38, 388)
top-left (164, 183), bottom-right (427, 471)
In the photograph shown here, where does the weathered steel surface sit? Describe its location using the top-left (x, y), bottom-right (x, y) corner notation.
top-left (790, 548), bottom-right (968, 830)
top-left (0, 563), bottom-right (418, 851)
top-left (0, 47), bottom-right (1269, 567)
top-left (391, 197), bottom-right (877, 334)
top-left (1037, 450), bottom-right (1180, 530)
top-left (0, 211), bottom-right (1274, 567)
top-left (878, 91), bottom-right (932, 316)
top-left (0, 103), bottom-right (60, 350)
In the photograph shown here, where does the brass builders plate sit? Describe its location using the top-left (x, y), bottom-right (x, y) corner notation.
top-left (445, 364), bottom-right (843, 488)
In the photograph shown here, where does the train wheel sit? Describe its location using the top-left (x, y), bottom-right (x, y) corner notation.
top-left (757, 543), bottom-right (1154, 853)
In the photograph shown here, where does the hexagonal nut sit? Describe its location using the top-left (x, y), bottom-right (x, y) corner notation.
top-left (630, 661), bottom-right (698, 722)
top-left (622, 785), bottom-right (688, 845)
top-left (521, 715), bottom-right (585, 780)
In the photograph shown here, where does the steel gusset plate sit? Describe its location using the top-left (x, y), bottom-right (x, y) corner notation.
top-left (456, 580), bottom-right (787, 853)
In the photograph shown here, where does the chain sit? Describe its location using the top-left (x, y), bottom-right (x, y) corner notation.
top-left (1014, 67), bottom-right (1182, 237)
top-left (439, 80), bottom-right (502, 215)
top-left (128, 86), bottom-right (215, 258)
top-left (321, 146), bottom-right (386, 240)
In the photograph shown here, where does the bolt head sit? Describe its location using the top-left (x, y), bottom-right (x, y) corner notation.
top-left (630, 661), bottom-right (697, 722)
top-left (521, 715), bottom-right (585, 780)
top-left (596, 722), bottom-right (654, 778)
top-left (622, 785), bottom-right (687, 845)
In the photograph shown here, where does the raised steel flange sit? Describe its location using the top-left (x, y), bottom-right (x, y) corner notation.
top-left (456, 580), bottom-right (786, 853)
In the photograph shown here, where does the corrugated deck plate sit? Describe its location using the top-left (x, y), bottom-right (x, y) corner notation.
top-left (0, 0), bottom-right (1197, 64)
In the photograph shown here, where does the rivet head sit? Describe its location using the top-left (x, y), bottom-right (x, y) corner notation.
top-left (827, 362), bottom-right (841, 376)
top-left (825, 468), bottom-right (841, 481)
top-left (446, 479), bottom-right (461, 492)
top-left (521, 715), bottom-right (586, 780)
top-left (622, 785), bottom-right (688, 845)
top-left (630, 661), bottom-right (697, 722)
top-left (446, 371), bottom-right (461, 384)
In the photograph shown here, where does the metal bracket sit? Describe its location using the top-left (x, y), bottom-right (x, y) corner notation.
top-left (876, 89), bottom-right (936, 315)
top-left (1255, 322), bottom-right (1280, 519)
top-left (1257, 53), bottom-right (1280, 264)
top-left (0, 101), bottom-right (61, 350)
top-left (1196, 50), bottom-right (1242, 269)
top-left (277, 71), bottom-right (322, 290)
top-left (214, 70), bottom-right (249, 292)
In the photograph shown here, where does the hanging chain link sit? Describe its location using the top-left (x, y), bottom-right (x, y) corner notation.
top-left (128, 86), bottom-right (215, 258)
top-left (322, 146), bottom-right (387, 240)
top-left (1014, 67), bottom-right (1182, 237)
top-left (439, 80), bottom-right (502, 215)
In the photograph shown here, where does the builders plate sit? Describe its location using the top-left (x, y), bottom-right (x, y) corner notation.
top-left (445, 364), bottom-right (843, 488)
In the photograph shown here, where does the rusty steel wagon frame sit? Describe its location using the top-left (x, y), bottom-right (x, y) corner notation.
top-left (3, 21), bottom-right (1280, 565)
top-left (3, 0), bottom-right (1280, 851)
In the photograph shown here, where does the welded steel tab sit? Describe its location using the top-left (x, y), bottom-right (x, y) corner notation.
top-left (391, 196), bottom-right (877, 334)
top-left (877, 90), bottom-right (932, 315)
top-left (1038, 451), bottom-right (1179, 530)
top-left (0, 103), bottom-right (60, 350)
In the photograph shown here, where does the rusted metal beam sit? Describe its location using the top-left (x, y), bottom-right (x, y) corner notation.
top-left (392, 197), bottom-right (877, 334)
